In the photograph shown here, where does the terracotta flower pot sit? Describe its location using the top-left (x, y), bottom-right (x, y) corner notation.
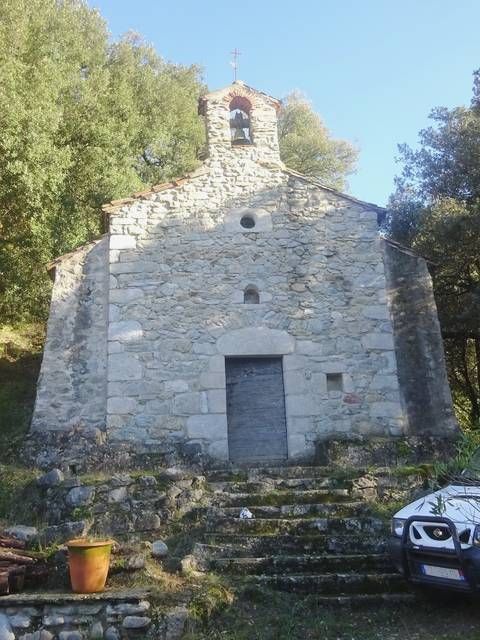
top-left (67, 539), bottom-right (113, 593)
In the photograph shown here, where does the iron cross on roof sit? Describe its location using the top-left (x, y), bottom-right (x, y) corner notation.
top-left (230, 48), bottom-right (241, 82)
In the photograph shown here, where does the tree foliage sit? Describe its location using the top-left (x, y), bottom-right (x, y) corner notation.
top-left (0, 2), bottom-right (358, 325)
top-left (278, 92), bottom-right (358, 190)
top-left (0, 0), bottom-right (204, 322)
top-left (389, 72), bottom-right (480, 427)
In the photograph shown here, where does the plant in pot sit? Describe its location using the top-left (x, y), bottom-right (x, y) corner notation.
top-left (66, 538), bottom-right (114, 593)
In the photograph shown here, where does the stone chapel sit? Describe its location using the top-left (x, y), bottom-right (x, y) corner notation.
top-left (29, 81), bottom-right (457, 468)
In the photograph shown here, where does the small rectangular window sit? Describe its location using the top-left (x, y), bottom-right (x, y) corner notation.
top-left (326, 373), bottom-right (343, 392)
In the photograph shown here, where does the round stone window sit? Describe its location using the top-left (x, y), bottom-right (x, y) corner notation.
top-left (240, 215), bottom-right (255, 229)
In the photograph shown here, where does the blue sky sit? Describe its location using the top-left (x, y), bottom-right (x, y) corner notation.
top-left (92, 0), bottom-right (479, 206)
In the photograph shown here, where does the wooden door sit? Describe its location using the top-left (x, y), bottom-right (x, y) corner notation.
top-left (225, 356), bottom-right (288, 464)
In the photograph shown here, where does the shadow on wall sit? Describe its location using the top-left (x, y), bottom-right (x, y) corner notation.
top-left (383, 242), bottom-right (457, 435)
top-left (30, 239), bottom-right (108, 436)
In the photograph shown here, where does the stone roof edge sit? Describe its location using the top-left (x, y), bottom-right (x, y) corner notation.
top-left (46, 235), bottom-right (108, 276)
top-left (101, 160), bottom-right (384, 220)
top-left (198, 80), bottom-right (282, 114)
top-left (239, 81), bottom-right (282, 109)
top-left (283, 168), bottom-right (387, 213)
top-left (382, 236), bottom-right (437, 265)
top-left (281, 169), bottom-right (439, 264)
top-left (101, 166), bottom-right (210, 215)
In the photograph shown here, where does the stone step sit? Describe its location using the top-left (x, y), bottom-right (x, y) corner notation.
top-left (204, 501), bottom-right (370, 520)
top-left (217, 488), bottom-right (352, 507)
top-left (210, 477), bottom-right (353, 494)
top-left (239, 588), bottom-right (416, 607)
top-left (205, 516), bottom-right (387, 536)
top-left (309, 593), bottom-right (416, 606)
top-left (202, 533), bottom-right (387, 556)
top-left (206, 551), bottom-right (394, 575)
top-left (243, 572), bottom-right (408, 595)
top-left (206, 466), bottom-right (362, 482)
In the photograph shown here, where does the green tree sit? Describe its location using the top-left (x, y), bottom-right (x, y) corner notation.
top-left (389, 72), bottom-right (480, 427)
top-left (0, 0), bottom-right (204, 322)
top-left (0, 2), bottom-right (359, 325)
top-left (278, 91), bottom-right (358, 190)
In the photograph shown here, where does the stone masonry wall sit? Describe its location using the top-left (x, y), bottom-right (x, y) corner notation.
top-left (383, 241), bottom-right (458, 435)
top-left (103, 83), bottom-right (407, 461)
top-left (200, 81), bottom-right (281, 165)
top-left (38, 470), bottom-right (206, 541)
top-left (31, 239), bottom-right (108, 434)
top-left (32, 82), bottom-right (458, 465)
top-left (106, 152), bottom-right (405, 461)
top-left (0, 593), bottom-right (188, 640)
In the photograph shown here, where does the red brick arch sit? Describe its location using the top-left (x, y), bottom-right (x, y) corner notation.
top-left (229, 95), bottom-right (253, 113)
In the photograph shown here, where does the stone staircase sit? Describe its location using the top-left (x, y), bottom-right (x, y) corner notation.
top-left (191, 464), bottom-right (414, 605)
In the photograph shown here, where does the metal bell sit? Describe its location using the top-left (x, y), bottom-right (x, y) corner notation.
top-left (230, 110), bottom-right (251, 145)
top-left (232, 127), bottom-right (248, 143)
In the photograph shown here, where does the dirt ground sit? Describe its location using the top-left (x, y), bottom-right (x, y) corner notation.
top-left (185, 589), bottom-right (480, 640)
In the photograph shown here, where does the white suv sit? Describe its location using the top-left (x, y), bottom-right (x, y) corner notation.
top-left (389, 449), bottom-right (480, 591)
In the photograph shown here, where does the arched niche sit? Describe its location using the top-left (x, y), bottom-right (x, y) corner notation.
top-left (244, 285), bottom-right (260, 304)
top-left (229, 96), bottom-right (252, 146)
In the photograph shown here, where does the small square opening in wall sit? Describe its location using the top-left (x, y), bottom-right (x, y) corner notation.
top-left (326, 373), bottom-right (343, 392)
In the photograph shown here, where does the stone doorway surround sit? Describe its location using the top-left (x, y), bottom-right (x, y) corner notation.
top-left (187, 327), bottom-right (298, 461)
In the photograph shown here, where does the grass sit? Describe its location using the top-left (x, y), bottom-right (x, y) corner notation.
top-left (430, 431), bottom-right (480, 486)
top-left (390, 464), bottom-right (433, 480)
top-left (109, 556), bottom-right (187, 596)
top-left (368, 499), bottom-right (405, 522)
top-left (0, 463), bottom-right (41, 525)
top-left (189, 576), bottom-right (235, 624)
top-left (183, 588), bottom-right (480, 640)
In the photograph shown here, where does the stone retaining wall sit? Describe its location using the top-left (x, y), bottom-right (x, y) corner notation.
top-left (19, 469), bottom-right (207, 543)
top-left (315, 435), bottom-right (457, 468)
top-left (0, 591), bottom-right (187, 640)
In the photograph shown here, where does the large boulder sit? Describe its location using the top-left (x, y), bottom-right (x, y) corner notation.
top-left (151, 540), bottom-right (169, 558)
top-left (37, 468), bottom-right (64, 487)
top-left (5, 525), bottom-right (38, 543)
top-left (65, 486), bottom-right (95, 507)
